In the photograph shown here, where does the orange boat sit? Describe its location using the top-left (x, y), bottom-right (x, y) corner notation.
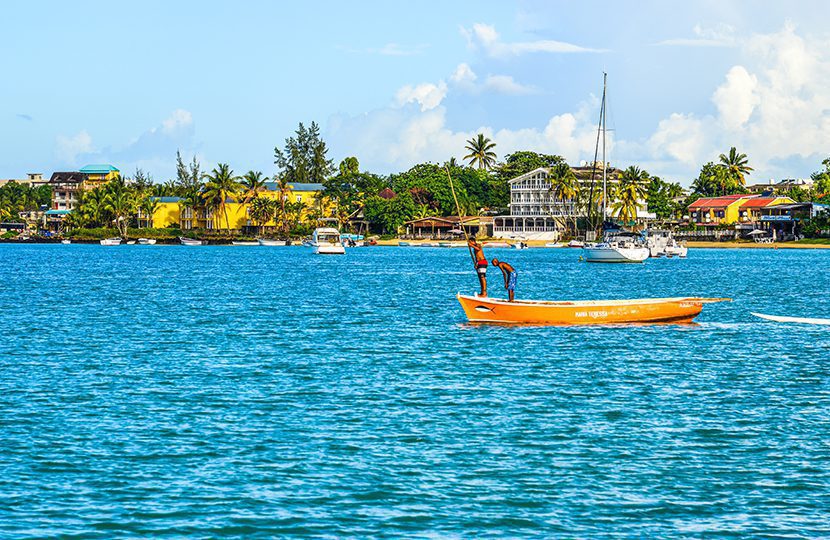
top-left (457, 293), bottom-right (730, 325)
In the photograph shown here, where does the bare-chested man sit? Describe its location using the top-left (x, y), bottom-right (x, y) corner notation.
top-left (468, 238), bottom-right (487, 297)
top-left (491, 258), bottom-right (517, 302)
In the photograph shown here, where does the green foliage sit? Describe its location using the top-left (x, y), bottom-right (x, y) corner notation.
top-left (0, 181), bottom-right (51, 221)
top-left (323, 156), bottom-right (387, 222)
top-left (490, 151), bottom-right (565, 209)
top-left (175, 150), bottom-right (201, 192)
top-left (389, 163), bottom-right (470, 217)
top-left (274, 121), bottom-right (333, 183)
top-left (691, 161), bottom-right (744, 196)
top-left (612, 166), bottom-right (650, 222)
top-left (364, 191), bottom-right (416, 234)
top-left (718, 146), bottom-right (753, 186)
top-left (201, 163), bottom-right (242, 229)
top-left (647, 176), bottom-right (685, 219)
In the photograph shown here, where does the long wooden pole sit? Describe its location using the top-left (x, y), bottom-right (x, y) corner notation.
top-left (446, 167), bottom-right (476, 265)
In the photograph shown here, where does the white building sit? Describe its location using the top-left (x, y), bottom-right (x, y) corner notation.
top-left (492, 165), bottom-right (654, 240)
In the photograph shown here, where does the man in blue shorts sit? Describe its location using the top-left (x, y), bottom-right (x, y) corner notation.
top-left (491, 258), bottom-right (517, 302)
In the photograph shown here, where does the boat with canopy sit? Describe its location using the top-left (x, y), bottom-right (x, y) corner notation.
top-left (458, 294), bottom-right (729, 325)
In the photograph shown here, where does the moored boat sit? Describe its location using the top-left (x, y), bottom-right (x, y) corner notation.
top-left (457, 294), bottom-right (729, 325)
top-left (232, 241), bottom-right (259, 246)
top-left (545, 242), bottom-right (564, 248)
top-left (61, 239), bottom-right (71, 245)
top-left (179, 237), bottom-right (204, 246)
top-left (100, 238), bottom-right (122, 246)
top-left (398, 241), bottom-right (411, 247)
top-left (137, 238), bottom-right (157, 245)
top-left (566, 240), bottom-right (585, 248)
top-left (311, 227), bottom-right (345, 254)
top-left (257, 238), bottom-right (287, 246)
top-left (483, 241), bottom-right (511, 248)
top-left (583, 232), bottom-right (649, 263)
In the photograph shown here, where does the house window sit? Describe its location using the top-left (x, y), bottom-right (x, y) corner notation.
top-left (296, 195), bottom-right (302, 203)
top-left (717, 210), bottom-right (724, 218)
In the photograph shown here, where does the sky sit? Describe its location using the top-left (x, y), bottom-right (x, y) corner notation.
top-left (2, 0), bottom-right (830, 186)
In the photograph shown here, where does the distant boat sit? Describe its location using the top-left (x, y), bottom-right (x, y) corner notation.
top-left (751, 312), bottom-right (830, 325)
top-left (311, 227), bottom-right (345, 255)
top-left (483, 241), bottom-right (511, 248)
top-left (179, 237), bottom-right (204, 246)
top-left (566, 240), bottom-right (585, 248)
top-left (137, 238), bottom-right (156, 245)
top-left (398, 241), bottom-right (411, 247)
top-left (126, 240), bottom-right (136, 245)
top-left (583, 232), bottom-right (650, 263)
top-left (545, 242), bottom-right (565, 248)
top-left (458, 294), bottom-right (730, 325)
top-left (645, 230), bottom-right (687, 258)
top-left (232, 241), bottom-right (259, 246)
top-left (512, 242), bottom-right (529, 250)
top-left (61, 239), bottom-right (71, 245)
top-left (100, 238), bottom-right (122, 246)
top-left (257, 238), bottom-right (287, 246)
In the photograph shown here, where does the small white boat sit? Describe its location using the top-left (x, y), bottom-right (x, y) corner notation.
top-left (545, 242), bottom-right (565, 248)
top-left (751, 313), bottom-right (830, 325)
top-left (398, 241), bottom-right (411, 247)
top-left (137, 238), bottom-right (156, 245)
top-left (483, 242), bottom-right (511, 248)
top-left (126, 241), bottom-right (136, 245)
top-left (512, 242), bottom-right (529, 250)
top-left (257, 238), bottom-right (287, 246)
top-left (100, 238), bottom-right (122, 246)
top-left (311, 227), bottom-right (345, 255)
top-left (179, 237), bottom-right (204, 246)
top-left (567, 240), bottom-right (585, 248)
top-left (583, 232), bottom-right (649, 263)
top-left (61, 239), bottom-right (71, 245)
top-left (232, 241), bottom-right (259, 246)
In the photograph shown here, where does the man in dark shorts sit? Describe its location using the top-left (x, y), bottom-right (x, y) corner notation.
top-left (468, 238), bottom-right (487, 297)
top-left (491, 258), bottom-right (517, 302)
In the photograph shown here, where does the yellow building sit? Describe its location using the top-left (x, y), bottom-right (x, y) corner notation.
top-left (78, 164), bottom-right (120, 189)
top-left (688, 194), bottom-right (758, 225)
top-left (148, 182), bottom-right (330, 231)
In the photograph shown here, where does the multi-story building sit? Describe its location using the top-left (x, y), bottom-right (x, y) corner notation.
top-left (492, 164), bottom-right (654, 240)
top-left (0, 173), bottom-right (49, 188)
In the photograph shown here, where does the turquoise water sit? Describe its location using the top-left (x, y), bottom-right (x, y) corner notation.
top-left (1, 244), bottom-right (829, 537)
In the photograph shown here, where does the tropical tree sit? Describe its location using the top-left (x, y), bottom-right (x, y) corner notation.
top-left (104, 176), bottom-right (137, 237)
top-left (239, 170), bottom-right (268, 204)
top-left (248, 196), bottom-right (277, 236)
top-left (138, 196), bottom-right (160, 228)
top-left (201, 163), bottom-right (241, 230)
top-left (718, 146), bottom-right (753, 186)
top-left (463, 133), bottom-right (498, 170)
top-left (612, 166), bottom-right (649, 224)
top-left (272, 176), bottom-right (291, 236)
top-left (274, 121), bottom-right (333, 183)
top-left (548, 162), bottom-right (579, 233)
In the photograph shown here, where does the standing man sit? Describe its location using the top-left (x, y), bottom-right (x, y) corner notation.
top-left (491, 258), bottom-right (517, 302)
top-left (468, 238), bottom-right (488, 297)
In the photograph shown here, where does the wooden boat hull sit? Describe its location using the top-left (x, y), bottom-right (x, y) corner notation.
top-left (457, 293), bottom-right (727, 325)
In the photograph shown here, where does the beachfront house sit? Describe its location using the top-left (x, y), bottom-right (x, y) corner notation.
top-left (403, 216), bottom-right (492, 239)
top-left (759, 201), bottom-right (830, 239)
top-left (492, 164), bottom-right (654, 240)
top-left (737, 196), bottom-right (794, 227)
top-left (687, 194), bottom-right (758, 226)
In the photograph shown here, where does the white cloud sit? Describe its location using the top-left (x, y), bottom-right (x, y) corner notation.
top-left (395, 82), bottom-right (448, 111)
top-left (484, 74), bottom-right (536, 95)
top-left (712, 66), bottom-right (759, 130)
top-left (461, 23), bottom-right (605, 58)
top-left (451, 63), bottom-right (477, 85)
top-left (657, 23), bottom-right (737, 47)
top-left (56, 130), bottom-right (94, 164)
top-left (161, 109), bottom-right (193, 135)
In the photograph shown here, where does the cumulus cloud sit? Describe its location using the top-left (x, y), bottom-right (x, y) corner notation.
top-left (461, 23), bottom-right (605, 57)
top-left (55, 109), bottom-right (197, 174)
top-left (451, 63), bottom-right (477, 86)
top-left (56, 130), bottom-right (94, 164)
top-left (395, 82), bottom-right (448, 111)
top-left (484, 74), bottom-right (536, 95)
top-left (712, 66), bottom-right (759, 129)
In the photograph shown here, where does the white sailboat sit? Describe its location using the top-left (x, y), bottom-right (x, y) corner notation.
top-left (582, 74), bottom-right (649, 264)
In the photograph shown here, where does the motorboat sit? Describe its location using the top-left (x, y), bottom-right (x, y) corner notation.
top-left (566, 240), bottom-right (585, 248)
top-left (61, 239), bottom-right (71, 245)
top-left (582, 232), bottom-right (649, 263)
top-left (457, 293), bottom-right (730, 325)
top-left (179, 237), bottom-right (204, 246)
top-left (398, 241), bottom-right (411, 247)
top-left (645, 230), bottom-right (687, 258)
top-left (232, 241), bottom-right (259, 246)
top-left (483, 241), bottom-right (511, 248)
top-left (545, 242), bottom-right (565, 248)
top-left (257, 238), bottom-right (287, 246)
top-left (311, 227), bottom-right (345, 254)
top-left (126, 241), bottom-right (136, 245)
top-left (100, 238), bottom-right (122, 246)
top-left (512, 242), bottom-right (529, 250)
top-left (137, 238), bottom-right (157, 245)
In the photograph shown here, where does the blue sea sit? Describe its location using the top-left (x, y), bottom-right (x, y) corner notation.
top-left (1, 244), bottom-right (829, 538)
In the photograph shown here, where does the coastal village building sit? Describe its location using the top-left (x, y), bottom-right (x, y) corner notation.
top-left (0, 173), bottom-right (49, 188)
top-left (492, 164), bottom-right (654, 240)
top-left (403, 216), bottom-right (493, 238)
top-left (145, 182), bottom-right (328, 231)
top-left (687, 194), bottom-right (757, 225)
top-left (747, 178), bottom-right (814, 194)
top-left (45, 164), bottom-right (121, 230)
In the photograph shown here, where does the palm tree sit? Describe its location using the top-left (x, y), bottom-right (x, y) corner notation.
top-left (463, 134), bottom-right (497, 170)
top-left (201, 163), bottom-right (241, 230)
top-left (104, 179), bottom-right (137, 238)
top-left (719, 147), bottom-right (753, 186)
top-left (139, 196), bottom-right (160, 228)
top-left (273, 176), bottom-right (291, 236)
top-left (612, 166), bottom-right (649, 224)
top-left (239, 170), bottom-right (268, 205)
top-left (249, 196), bottom-right (277, 236)
top-left (548, 162), bottom-right (579, 234)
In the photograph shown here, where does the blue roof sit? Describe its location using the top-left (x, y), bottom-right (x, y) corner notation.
top-left (45, 209), bottom-right (71, 215)
top-left (79, 164), bottom-right (119, 174)
top-left (263, 182), bottom-right (324, 192)
top-left (150, 196), bottom-right (182, 203)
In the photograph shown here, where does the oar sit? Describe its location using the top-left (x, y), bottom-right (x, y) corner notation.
top-left (446, 166), bottom-right (476, 266)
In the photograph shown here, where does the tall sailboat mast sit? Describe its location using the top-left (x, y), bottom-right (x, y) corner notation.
top-left (600, 72), bottom-right (607, 225)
